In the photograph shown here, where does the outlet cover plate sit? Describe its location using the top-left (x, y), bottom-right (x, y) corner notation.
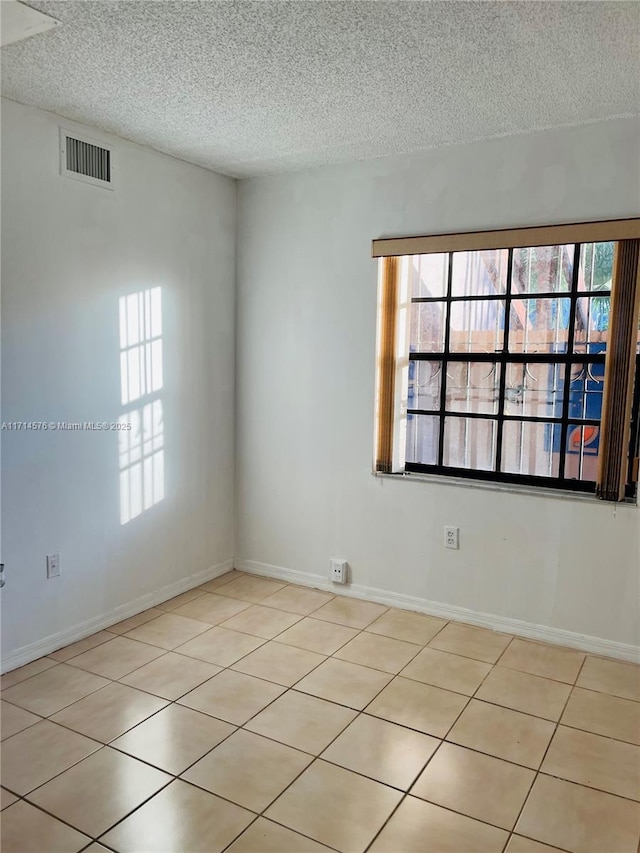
top-left (330, 558), bottom-right (348, 584)
top-left (46, 553), bottom-right (60, 578)
top-left (444, 527), bottom-right (459, 550)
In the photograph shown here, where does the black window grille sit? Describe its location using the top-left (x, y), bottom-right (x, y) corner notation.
top-left (404, 243), bottom-right (639, 495)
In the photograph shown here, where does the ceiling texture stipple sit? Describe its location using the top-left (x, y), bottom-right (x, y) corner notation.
top-left (1, 1), bottom-right (639, 178)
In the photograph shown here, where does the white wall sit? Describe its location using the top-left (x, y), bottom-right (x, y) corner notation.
top-left (3, 102), bottom-right (639, 666)
top-left (1, 99), bottom-right (236, 664)
top-left (237, 118), bottom-right (640, 653)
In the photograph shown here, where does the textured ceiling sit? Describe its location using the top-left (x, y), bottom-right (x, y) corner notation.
top-left (2, 1), bottom-right (639, 177)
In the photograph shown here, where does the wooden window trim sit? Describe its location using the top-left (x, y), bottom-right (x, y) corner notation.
top-left (596, 241), bottom-right (640, 500)
top-left (375, 257), bottom-right (399, 472)
top-left (372, 218), bottom-right (640, 259)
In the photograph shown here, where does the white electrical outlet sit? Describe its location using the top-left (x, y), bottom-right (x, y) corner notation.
top-left (444, 526), bottom-right (459, 550)
top-left (330, 558), bottom-right (348, 584)
top-left (46, 553), bottom-right (60, 578)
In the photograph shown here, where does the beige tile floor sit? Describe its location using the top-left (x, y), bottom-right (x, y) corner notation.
top-left (1, 569), bottom-right (640, 853)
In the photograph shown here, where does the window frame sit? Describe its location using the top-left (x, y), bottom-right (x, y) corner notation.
top-left (373, 219), bottom-right (640, 502)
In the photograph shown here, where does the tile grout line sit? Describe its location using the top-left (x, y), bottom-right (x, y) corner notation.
top-left (46, 631), bottom-right (116, 664)
top-left (4, 579), bottom-right (640, 851)
top-left (282, 619), bottom-right (481, 851)
top-left (5, 639), bottom-right (637, 769)
top-left (21, 758), bottom-right (175, 848)
top-left (5, 582), bottom-right (315, 713)
top-left (553, 719), bottom-right (640, 749)
top-left (7, 606), bottom-right (627, 766)
top-left (40, 654), bottom-right (284, 852)
top-left (15, 657), bottom-right (306, 804)
top-left (114, 583), bottom-right (340, 680)
top-left (111, 595), bottom-right (376, 852)
top-left (502, 651), bottom-right (589, 851)
top-left (3, 572), bottom-right (244, 678)
top-left (7, 726), bottom-right (640, 846)
top-left (116, 620), bottom-right (352, 853)
top-left (210, 608), bottom-right (457, 851)
top-left (7, 593), bottom-right (375, 767)
top-left (1, 677), bottom-right (114, 718)
top-left (21, 572), bottom-right (246, 671)
top-left (363, 635), bottom-right (577, 853)
top-left (1, 660), bottom-right (63, 691)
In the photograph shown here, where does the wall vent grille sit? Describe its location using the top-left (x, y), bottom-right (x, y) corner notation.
top-left (66, 137), bottom-right (110, 181)
top-left (60, 129), bottom-right (114, 189)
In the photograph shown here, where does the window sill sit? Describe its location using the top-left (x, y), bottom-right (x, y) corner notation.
top-left (373, 470), bottom-right (638, 508)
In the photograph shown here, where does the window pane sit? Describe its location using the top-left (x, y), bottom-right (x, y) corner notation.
top-left (443, 417), bottom-right (496, 470)
top-left (449, 300), bottom-right (505, 353)
top-left (574, 296), bottom-right (609, 353)
top-left (504, 362), bottom-right (563, 418)
top-left (446, 362), bottom-right (500, 415)
top-left (408, 361), bottom-right (441, 411)
top-left (565, 423), bottom-right (601, 482)
top-left (509, 298), bottom-right (571, 353)
top-left (579, 242), bottom-right (614, 293)
top-left (411, 302), bottom-right (446, 352)
top-left (566, 361), bottom-right (605, 420)
top-left (410, 254), bottom-right (448, 299)
top-left (406, 414), bottom-right (439, 465)
top-left (511, 245), bottom-right (574, 294)
top-left (451, 250), bottom-right (508, 296)
top-left (502, 421), bottom-right (560, 478)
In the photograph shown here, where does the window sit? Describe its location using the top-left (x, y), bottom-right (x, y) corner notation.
top-left (374, 221), bottom-right (640, 501)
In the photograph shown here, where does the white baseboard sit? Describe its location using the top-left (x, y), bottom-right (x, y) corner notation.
top-left (5, 554), bottom-right (638, 671)
top-left (1, 558), bottom-right (235, 674)
top-left (236, 559), bottom-right (640, 664)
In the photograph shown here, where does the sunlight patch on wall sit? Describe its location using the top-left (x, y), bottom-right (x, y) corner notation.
top-left (119, 287), bottom-right (163, 405)
top-left (118, 288), bottom-right (165, 524)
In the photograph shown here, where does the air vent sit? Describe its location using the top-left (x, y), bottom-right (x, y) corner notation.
top-left (59, 128), bottom-right (114, 190)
